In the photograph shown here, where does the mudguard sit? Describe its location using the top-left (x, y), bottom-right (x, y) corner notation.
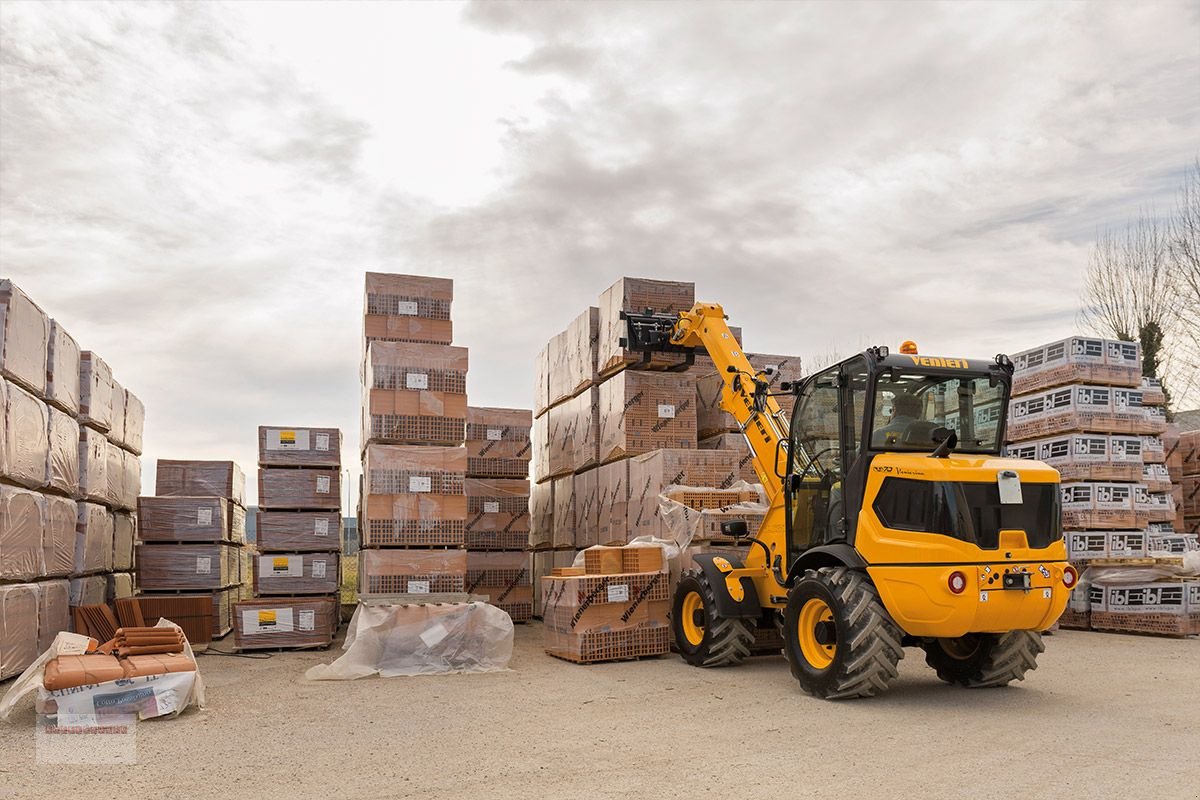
top-left (690, 552), bottom-right (761, 618)
top-left (788, 543), bottom-right (868, 582)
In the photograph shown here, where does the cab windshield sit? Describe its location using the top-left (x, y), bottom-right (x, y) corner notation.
top-left (871, 371), bottom-right (1006, 454)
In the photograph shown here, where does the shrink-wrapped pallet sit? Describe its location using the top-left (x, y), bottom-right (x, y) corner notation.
top-left (74, 501), bottom-right (114, 575)
top-left (361, 444), bottom-right (466, 547)
top-left (699, 433), bottom-right (759, 485)
top-left (235, 596), bottom-right (339, 651)
top-left (465, 478), bottom-right (530, 550)
top-left (79, 351), bottom-right (113, 432)
top-left (105, 440), bottom-right (126, 509)
top-left (533, 344), bottom-right (550, 419)
top-left (258, 467), bottom-right (341, 510)
top-left (46, 404), bottom-right (79, 494)
top-left (254, 552), bottom-right (340, 596)
top-left (109, 377), bottom-right (126, 449)
top-left (258, 426), bottom-right (341, 468)
top-left (1012, 336), bottom-right (1141, 395)
top-left (597, 458), bottom-right (630, 546)
top-left (598, 370), bottom-right (697, 463)
top-left (531, 412), bottom-right (550, 483)
top-left (43, 493), bottom-right (76, 577)
top-left (467, 550), bottom-right (532, 622)
top-left (106, 572), bottom-right (134, 602)
top-left (156, 459), bottom-right (246, 506)
top-left (529, 479), bottom-right (554, 550)
top-left (541, 571), bottom-right (670, 663)
top-left (465, 406), bottom-right (532, 479)
top-left (0, 280), bottom-right (49, 396)
top-left (363, 272), bottom-right (453, 345)
top-left (546, 400), bottom-right (577, 479)
top-left (68, 575), bottom-right (106, 607)
top-left (566, 306), bottom-right (600, 396)
top-left (552, 474), bottom-right (576, 548)
top-left (358, 548), bottom-right (467, 595)
top-left (2, 378), bottom-right (49, 489)
top-left (77, 425), bottom-right (108, 503)
top-left (257, 510), bottom-right (343, 552)
top-left (138, 496), bottom-right (242, 543)
top-left (35, 580), bottom-right (69, 654)
top-left (361, 341), bottom-right (467, 447)
top-left (0, 583), bottom-right (39, 680)
top-left (46, 319), bottom-right (80, 415)
top-left (596, 277), bottom-right (695, 376)
top-left (575, 469), bottom-right (600, 549)
top-left (0, 485), bottom-right (44, 581)
top-left (571, 388), bottom-right (600, 472)
top-left (1008, 384), bottom-right (1162, 441)
top-left (547, 329), bottom-right (572, 407)
top-left (628, 449), bottom-right (739, 540)
top-left (112, 510), bottom-right (136, 571)
top-left (136, 543), bottom-right (239, 590)
top-left (122, 448), bottom-right (141, 509)
top-left (122, 388), bottom-right (145, 455)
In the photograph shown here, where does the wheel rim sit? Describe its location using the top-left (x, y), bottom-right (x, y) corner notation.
top-left (681, 591), bottom-right (706, 647)
top-left (939, 635), bottom-right (982, 661)
top-left (798, 597), bottom-right (837, 670)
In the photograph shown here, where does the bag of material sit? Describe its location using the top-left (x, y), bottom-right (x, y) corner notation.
top-left (305, 601), bottom-right (512, 680)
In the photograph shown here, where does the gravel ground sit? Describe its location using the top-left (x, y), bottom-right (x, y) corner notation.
top-left (1, 624), bottom-right (1196, 799)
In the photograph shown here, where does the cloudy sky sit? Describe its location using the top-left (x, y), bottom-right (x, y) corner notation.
top-left (2, 1), bottom-right (1198, 503)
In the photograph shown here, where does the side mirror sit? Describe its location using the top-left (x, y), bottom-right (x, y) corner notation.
top-left (720, 520), bottom-right (750, 540)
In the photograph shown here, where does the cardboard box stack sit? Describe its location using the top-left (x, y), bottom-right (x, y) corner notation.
top-left (541, 544), bottom-right (670, 663)
top-left (1, 279), bottom-right (144, 680)
top-left (358, 273), bottom-right (467, 607)
top-left (232, 427), bottom-right (343, 651)
top-left (464, 407), bottom-right (533, 622)
top-left (529, 277), bottom-right (792, 618)
top-left (136, 460), bottom-right (248, 642)
top-left (1007, 337), bottom-right (1194, 635)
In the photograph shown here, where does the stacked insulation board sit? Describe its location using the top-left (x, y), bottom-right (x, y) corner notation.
top-left (1007, 336), bottom-right (1197, 636)
top-left (1, 279), bottom-right (145, 679)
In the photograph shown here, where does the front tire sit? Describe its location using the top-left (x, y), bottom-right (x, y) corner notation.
top-left (672, 570), bottom-right (754, 667)
top-left (783, 567), bottom-right (904, 699)
top-left (922, 631), bottom-right (1044, 687)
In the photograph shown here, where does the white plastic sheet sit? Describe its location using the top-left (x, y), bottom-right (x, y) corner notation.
top-left (305, 601), bottom-right (513, 680)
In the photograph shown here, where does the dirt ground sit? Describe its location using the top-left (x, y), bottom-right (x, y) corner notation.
top-left (1, 624), bottom-right (1196, 800)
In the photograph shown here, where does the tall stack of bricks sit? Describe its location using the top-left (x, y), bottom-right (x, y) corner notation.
top-left (1180, 429), bottom-right (1199, 538)
top-left (1006, 336), bottom-right (1195, 636)
top-left (358, 274), bottom-right (468, 605)
top-left (464, 407), bottom-right (533, 623)
top-left (233, 426), bottom-right (342, 651)
top-left (530, 277), bottom-right (787, 620)
top-left (136, 460), bottom-right (249, 644)
top-left (1, 279), bottom-right (144, 680)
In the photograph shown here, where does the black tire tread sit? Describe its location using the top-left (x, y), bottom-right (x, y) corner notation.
top-left (679, 569), bottom-right (755, 668)
top-left (924, 630), bottom-right (1044, 688)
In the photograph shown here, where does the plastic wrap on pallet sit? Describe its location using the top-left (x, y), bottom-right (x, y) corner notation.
top-left (358, 548), bottom-right (467, 595)
top-left (138, 496), bottom-right (239, 543)
top-left (234, 596), bottom-right (339, 651)
top-left (45, 404), bottom-right (79, 494)
top-left (362, 341), bottom-right (468, 447)
top-left (574, 469), bottom-right (599, 548)
top-left (74, 502), bottom-right (114, 575)
top-left (104, 440), bottom-right (126, 509)
top-left (123, 448), bottom-right (141, 509)
top-left (2, 378), bottom-right (49, 489)
top-left (552, 474), bottom-right (575, 548)
top-left (657, 483), bottom-right (768, 547)
top-left (545, 401), bottom-right (576, 479)
top-left (256, 510), bottom-right (343, 552)
top-left (43, 494), bottom-right (76, 577)
top-left (0, 280), bottom-right (50, 396)
top-left (465, 478), bottom-right (529, 550)
top-left (361, 444), bottom-right (466, 547)
top-left (0, 583), bottom-right (39, 680)
top-left (109, 377), bottom-right (126, 449)
top-left (0, 485), bottom-right (44, 581)
top-left (529, 479), bottom-right (553, 549)
top-left (45, 319), bottom-right (80, 415)
top-left (465, 406), bottom-right (532, 478)
top-left (136, 543), bottom-right (239, 590)
top-left (77, 425), bottom-right (107, 503)
top-left (306, 601), bottom-right (512, 679)
top-left (531, 412), bottom-right (550, 483)
top-left (598, 370), bottom-right (698, 462)
top-left (254, 552), bottom-right (340, 595)
top-left (466, 551), bottom-right (531, 596)
top-left (547, 329), bottom-right (571, 407)
top-left (79, 351), bottom-right (113, 432)
top-left (34, 580), bottom-right (69, 653)
top-left (1012, 336), bottom-right (1142, 395)
top-left (566, 306), bottom-right (600, 396)
top-left (68, 575), bottom-right (106, 607)
top-left (533, 345), bottom-right (550, 419)
top-left (1008, 384), bottom-right (1166, 442)
top-left (596, 277), bottom-right (695, 375)
top-left (541, 569), bottom-right (671, 663)
top-left (363, 272), bottom-right (453, 345)
top-left (106, 572), bottom-right (134, 602)
top-left (628, 449), bottom-right (739, 540)
top-left (571, 389), bottom-right (600, 472)
top-left (699, 432), bottom-right (758, 485)
top-left (258, 467), bottom-right (341, 510)
top-left (258, 426), bottom-right (341, 468)
top-left (121, 388), bottom-right (145, 455)
top-left (155, 459), bottom-right (246, 506)
top-left (597, 458), bottom-right (630, 546)
top-left (112, 510), bottom-right (136, 571)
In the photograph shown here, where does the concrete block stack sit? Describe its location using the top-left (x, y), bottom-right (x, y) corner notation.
top-left (232, 426), bottom-right (342, 651)
top-left (464, 406), bottom-right (533, 623)
top-left (357, 273), bottom-right (468, 604)
top-left (1006, 336), bottom-right (1192, 635)
top-left (529, 277), bottom-right (790, 618)
top-left (1, 279), bottom-right (143, 680)
top-left (136, 460), bottom-right (248, 641)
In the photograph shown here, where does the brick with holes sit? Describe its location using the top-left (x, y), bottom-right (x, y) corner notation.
top-left (361, 444), bottom-right (467, 547)
top-left (363, 272), bottom-right (453, 345)
top-left (361, 341), bottom-right (468, 447)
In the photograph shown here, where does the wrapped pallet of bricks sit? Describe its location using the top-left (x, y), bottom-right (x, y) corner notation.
top-left (465, 478), bottom-right (530, 551)
top-left (358, 548), bottom-right (466, 595)
top-left (234, 596), bottom-right (339, 651)
top-left (597, 370), bottom-right (698, 462)
top-left (695, 351), bottom-right (801, 440)
top-left (541, 544), bottom-right (670, 663)
top-left (361, 341), bottom-right (467, 447)
top-left (466, 550), bottom-right (532, 623)
top-left (596, 277), bottom-right (695, 376)
top-left (465, 406), bottom-right (532, 479)
top-left (243, 426), bottom-right (343, 648)
top-left (360, 444), bottom-right (465, 548)
top-left (363, 272), bottom-right (453, 345)
top-left (626, 449), bottom-right (739, 541)
top-left (1182, 430), bottom-right (1199, 537)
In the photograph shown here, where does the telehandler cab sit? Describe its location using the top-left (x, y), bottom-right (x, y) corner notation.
top-left (622, 303), bottom-right (1075, 699)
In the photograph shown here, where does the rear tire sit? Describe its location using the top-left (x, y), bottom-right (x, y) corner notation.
top-left (783, 567), bottom-right (904, 699)
top-left (672, 570), bottom-right (754, 667)
top-left (922, 631), bottom-right (1044, 687)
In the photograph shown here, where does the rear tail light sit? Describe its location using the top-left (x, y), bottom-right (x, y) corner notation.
top-left (948, 571), bottom-right (967, 594)
top-left (1062, 566), bottom-right (1078, 588)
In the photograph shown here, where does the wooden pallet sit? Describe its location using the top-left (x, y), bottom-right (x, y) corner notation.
top-left (1087, 558), bottom-right (1157, 567)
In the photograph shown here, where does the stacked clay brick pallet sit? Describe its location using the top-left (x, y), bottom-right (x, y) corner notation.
top-left (357, 273), bottom-right (470, 606)
top-left (1, 279), bottom-right (144, 681)
top-left (528, 277), bottom-right (800, 626)
top-left (1180, 430), bottom-right (1199, 539)
top-left (1006, 337), bottom-right (1197, 636)
top-left (233, 427), bottom-right (343, 650)
top-left (136, 460), bottom-right (250, 643)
